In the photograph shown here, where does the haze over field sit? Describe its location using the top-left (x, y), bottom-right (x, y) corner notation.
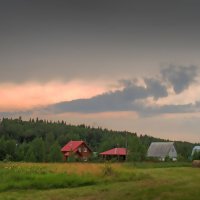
top-left (1, 0), bottom-right (200, 142)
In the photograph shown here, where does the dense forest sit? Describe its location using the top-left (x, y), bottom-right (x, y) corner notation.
top-left (0, 117), bottom-right (198, 162)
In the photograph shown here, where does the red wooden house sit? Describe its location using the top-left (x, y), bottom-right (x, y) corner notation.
top-left (100, 148), bottom-right (127, 161)
top-left (61, 140), bottom-right (92, 161)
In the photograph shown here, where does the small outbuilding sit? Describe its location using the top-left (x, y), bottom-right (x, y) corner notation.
top-left (100, 148), bottom-right (127, 161)
top-left (61, 140), bottom-right (92, 161)
top-left (147, 142), bottom-right (177, 161)
top-left (191, 146), bottom-right (200, 156)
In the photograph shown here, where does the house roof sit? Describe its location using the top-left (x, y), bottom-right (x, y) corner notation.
top-left (100, 148), bottom-right (127, 156)
top-left (61, 140), bottom-right (91, 153)
top-left (147, 142), bottom-right (176, 158)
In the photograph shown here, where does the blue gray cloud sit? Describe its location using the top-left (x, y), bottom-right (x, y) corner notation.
top-left (161, 65), bottom-right (198, 93)
top-left (1, 65), bottom-right (199, 117)
top-left (144, 78), bottom-right (168, 100)
top-left (41, 65), bottom-right (199, 116)
top-left (45, 77), bottom-right (168, 114)
top-left (138, 102), bottom-right (200, 117)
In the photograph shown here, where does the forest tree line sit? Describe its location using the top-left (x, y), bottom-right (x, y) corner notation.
top-left (0, 117), bottom-right (198, 162)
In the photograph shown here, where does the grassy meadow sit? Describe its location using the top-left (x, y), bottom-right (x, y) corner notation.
top-left (0, 162), bottom-right (199, 200)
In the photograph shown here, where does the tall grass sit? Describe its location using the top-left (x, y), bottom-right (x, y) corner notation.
top-left (0, 162), bottom-right (191, 192)
top-left (0, 165), bottom-right (97, 191)
top-left (0, 162), bottom-right (199, 200)
top-left (0, 162), bottom-right (153, 191)
top-left (125, 161), bottom-right (191, 168)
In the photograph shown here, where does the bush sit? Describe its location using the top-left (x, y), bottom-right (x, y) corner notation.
top-left (192, 151), bottom-right (200, 160)
top-left (3, 154), bottom-right (12, 162)
top-left (102, 162), bottom-right (114, 176)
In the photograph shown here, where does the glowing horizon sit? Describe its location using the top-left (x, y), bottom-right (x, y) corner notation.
top-left (0, 80), bottom-right (109, 111)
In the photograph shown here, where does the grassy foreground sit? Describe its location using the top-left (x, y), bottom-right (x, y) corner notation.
top-left (0, 162), bottom-right (199, 200)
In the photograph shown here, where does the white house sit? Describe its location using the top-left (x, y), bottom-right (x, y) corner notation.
top-left (147, 142), bottom-right (177, 161)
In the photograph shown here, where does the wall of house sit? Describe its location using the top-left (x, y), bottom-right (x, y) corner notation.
top-left (168, 145), bottom-right (177, 159)
top-left (102, 155), bottom-right (126, 161)
top-left (77, 143), bottom-right (92, 161)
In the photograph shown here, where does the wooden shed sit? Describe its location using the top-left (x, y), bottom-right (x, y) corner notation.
top-left (100, 148), bottom-right (127, 161)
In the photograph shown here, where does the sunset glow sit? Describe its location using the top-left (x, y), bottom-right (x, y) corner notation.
top-left (0, 81), bottom-right (108, 111)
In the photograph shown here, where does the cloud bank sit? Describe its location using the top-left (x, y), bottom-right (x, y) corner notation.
top-left (1, 65), bottom-right (199, 118)
top-left (42, 65), bottom-right (200, 116)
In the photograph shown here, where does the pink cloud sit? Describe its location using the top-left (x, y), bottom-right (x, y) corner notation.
top-left (0, 80), bottom-right (109, 111)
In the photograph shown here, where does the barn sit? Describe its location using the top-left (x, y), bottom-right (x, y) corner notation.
top-left (61, 140), bottom-right (92, 161)
top-left (100, 148), bottom-right (127, 161)
top-left (147, 142), bottom-right (177, 161)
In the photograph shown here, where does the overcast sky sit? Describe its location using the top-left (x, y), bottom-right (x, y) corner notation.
top-left (1, 0), bottom-right (200, 142)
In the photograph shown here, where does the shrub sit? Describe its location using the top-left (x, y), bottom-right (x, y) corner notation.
top-left (192, 151), bottom-right (200, 160)
top-left (102, 162), bottom-right (114, 176)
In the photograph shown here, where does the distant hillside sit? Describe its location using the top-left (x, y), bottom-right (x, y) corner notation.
top-left (0, 117), bottom-right (197, 162)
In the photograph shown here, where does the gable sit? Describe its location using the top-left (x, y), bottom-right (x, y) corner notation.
top-left (147, 142), bottom-right (177, 158)
top-left (77, 143), bottom-right (92, 154)
top-left (168, 145), bottom-right (177, 158)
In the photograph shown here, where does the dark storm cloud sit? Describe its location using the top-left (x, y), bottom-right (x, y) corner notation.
top-left (0, 65), bottom-right (199, 117)
top-left (139, 100), bottom-right (200, 117)
top-left (44, 95), bottom-right (200, 117)
top-left (1, 0), bottom-right (200, 82)
top-left (45, 77), bottom-right (168, 113)
top-left (161, 65), bottom-right (198, 93)
top-left (144, 78), bottom-right (168, 100)
top-left (39, 65), bottom-right (199, 115)
top-left (2, 98), bottom-right (200, 118)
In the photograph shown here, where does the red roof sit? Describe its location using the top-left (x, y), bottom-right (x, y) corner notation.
top-left (100, 148), bottom-right (127, 156)
top-left (61, 140), bottom-right (91, 153)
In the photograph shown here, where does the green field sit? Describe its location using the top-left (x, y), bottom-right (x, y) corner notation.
top-left (0, 162), bottom-right (199, 200)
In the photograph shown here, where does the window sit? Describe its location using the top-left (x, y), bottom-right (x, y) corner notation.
top-left (78, 147), bottom-right (82, 152)
top-left (83, 147), bottom-right (87, 152)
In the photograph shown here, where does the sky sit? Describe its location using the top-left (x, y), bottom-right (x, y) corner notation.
top-left (1, 0), bottom-right (200, 142)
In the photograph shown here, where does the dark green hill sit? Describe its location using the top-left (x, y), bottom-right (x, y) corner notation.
top-left (0, 117), bottom-right (197, 162)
